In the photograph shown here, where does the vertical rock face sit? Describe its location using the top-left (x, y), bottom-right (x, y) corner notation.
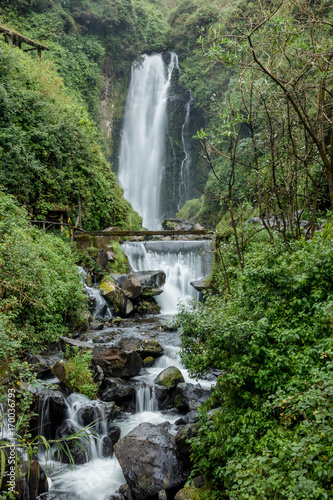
top-left (161, 67), bottom-right (189, 220)
top-left (162, 65), bottom-right (206, 219)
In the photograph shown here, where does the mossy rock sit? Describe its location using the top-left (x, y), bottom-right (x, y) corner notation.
top-left (154, 366), bottom-right (184, 388)
top-left (136, 300), bottom-right (161, 315)
top-left (174, 477), bottom-right (211, 499)
top-left (143, 356), bottom-right (155, 367)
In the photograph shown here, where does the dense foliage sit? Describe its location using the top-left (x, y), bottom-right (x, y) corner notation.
top-left (176, 225), bottom-right (333, 498)
top-left (0, 191), bottom-right (90, 443)
top-left (0, 191), bottom-right (87, 354)
top-left (0, 43), bottom-right (141, 230)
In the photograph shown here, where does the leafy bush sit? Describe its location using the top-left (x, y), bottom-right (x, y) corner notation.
top-left (0, 191), bottom-right (87, 352)
top-left (176, 225), bottom-right (333, 498)
top-left (64, 346), bottom-right (98, 399)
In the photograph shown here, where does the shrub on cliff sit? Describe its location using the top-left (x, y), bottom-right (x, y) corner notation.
top-left (0, 191), bottom-right (87, 353)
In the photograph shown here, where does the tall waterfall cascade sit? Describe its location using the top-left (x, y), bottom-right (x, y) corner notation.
top-left (122, 240), bottom-right (212, 314)
top-left (118, 53), bottom-right (179, 230)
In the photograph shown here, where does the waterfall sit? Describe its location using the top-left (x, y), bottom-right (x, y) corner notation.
top-left (178, 92), bottom-right (194, 211)
top-left (122, 240), bottom-right (212, 314)
top-left (78, 266), bottom-right (112, 321)
top-left (118, 53), bottom-right (179, 230)
top-left (136, 384), bottom-right (158, 413)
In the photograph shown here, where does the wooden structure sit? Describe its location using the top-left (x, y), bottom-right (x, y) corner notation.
top-left (0, 25), bottom-right (49, 58)
top-left (75, 229), bottom-right (211, 242)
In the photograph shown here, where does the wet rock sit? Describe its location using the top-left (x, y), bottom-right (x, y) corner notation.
top-left (108, 495), bottom-right (125, 500)
top-left (1, 460), bottom-right (48, 500)
top-left (130, 270), bottom-right (166, 288)
top-left (76, 401), bottom-right (119, 426)
top-left (154, 366), bottom-right (185, 389)
top-left (143, 356), bottom-right (155, 367)
top-left (108, 425), bottom-right (121, 445)
top-left (117, 337), bottom-right (164, 359)
top-left (134, 298), bottom-right (161, 315)
top-left (90, 321), bottom-right (105, 331)
top-left (119, 484), bottom-right (133, 500)
top-left (175, 410), bottom-right (198, 426)
top-left (154, 385), bottom-right (176, 410)
top-left (97, 249), bottom-right (110, 273)
top-left (99, 278), bottom-right (134, 317)
top-left (25, 354), bottom-right (53, 379)
top-left (158, 491), bottom-right (167, 500)
top-left (175, 423), bottom-right (196, 458)
top-left (93, 346), bottom-right (142, 379)
top-left (36, 389), bottom-right (68, 439)
top-left (100, 377), bottom-right (136, 403)
top-left (59, 336), bottom-right (92, 352)
top-left (174, 476), bottom-right (206, 500)
top-left (174, 383), bottom-right (210, 414)
top-left (101, 426), bottom-right (121, 457)
top-left (55, 419), bottom-right (87, 464)
top-left (116, 274), bottom-right (142, 300)
top-left (190, 278), bottom-right (210, 292)
top-left (114, 422), bottom-right (189, 499)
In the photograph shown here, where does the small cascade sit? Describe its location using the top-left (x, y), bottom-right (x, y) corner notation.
top-left (136, 384), bottom-right (158, 413)
top-left (65, 394), bottom-right (108, 460)
top-left (78, 266), bottom-right (112, 321)
top-left (178, 92), bottom-right (194, 211)
top-left (118, 53), bottom-right (179, 229)
top-left (122, 240), bottom-right (212, 314)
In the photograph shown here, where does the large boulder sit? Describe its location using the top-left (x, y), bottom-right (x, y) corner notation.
top-left (76, 401), bottom-right (119, 427)
top-left (36, 389), bottom-right (68, 439)
top-left (115, 274), bottom-right (142, 300)
top-left (154, 367), bottom-right (185, 389)
top-left (174, 383), bottom-right (210, 414)
top-left (114, 422), bottom-right (189, 499)
top-left (99, 278), bottom-right (134, 317)
top-left (100, 377), bottom-right (136, 404)
top-left (117, 338), bottom-right (164, 359)
top-left (59, 336), bottom-right (92, 352)
top-left (92, 346), bottom-right (142, 379)
top-left (130, 270), bottom-right (166, 289)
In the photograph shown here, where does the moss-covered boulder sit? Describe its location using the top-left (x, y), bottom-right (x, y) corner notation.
top-left (117, 338), bottom-right (164, 359)
top-left (99, 277), bottom-right (134, 316)
top-left (143, 356), bottom-right (155, 367)
top-left (135, 299), bottom-right (161, 315)
top-left (154, 366), bottom-right (185, 389)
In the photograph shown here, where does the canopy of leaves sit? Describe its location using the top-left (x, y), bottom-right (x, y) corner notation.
top-left (0, 43), bottom-right (141, 230)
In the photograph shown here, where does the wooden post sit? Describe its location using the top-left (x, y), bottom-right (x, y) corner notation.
top-left (42, 222), bottom-right (46, 232)
top-left (60, 214), bottom-right (63, 233)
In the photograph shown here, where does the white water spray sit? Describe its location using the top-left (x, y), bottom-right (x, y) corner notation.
top-left (122, 240), bottom-right (212, 314)
top-left (118, 53), bottom-right (179, 230)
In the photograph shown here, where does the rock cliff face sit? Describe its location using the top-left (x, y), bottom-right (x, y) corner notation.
top-left (161, 59), bottom-right (206, 219)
